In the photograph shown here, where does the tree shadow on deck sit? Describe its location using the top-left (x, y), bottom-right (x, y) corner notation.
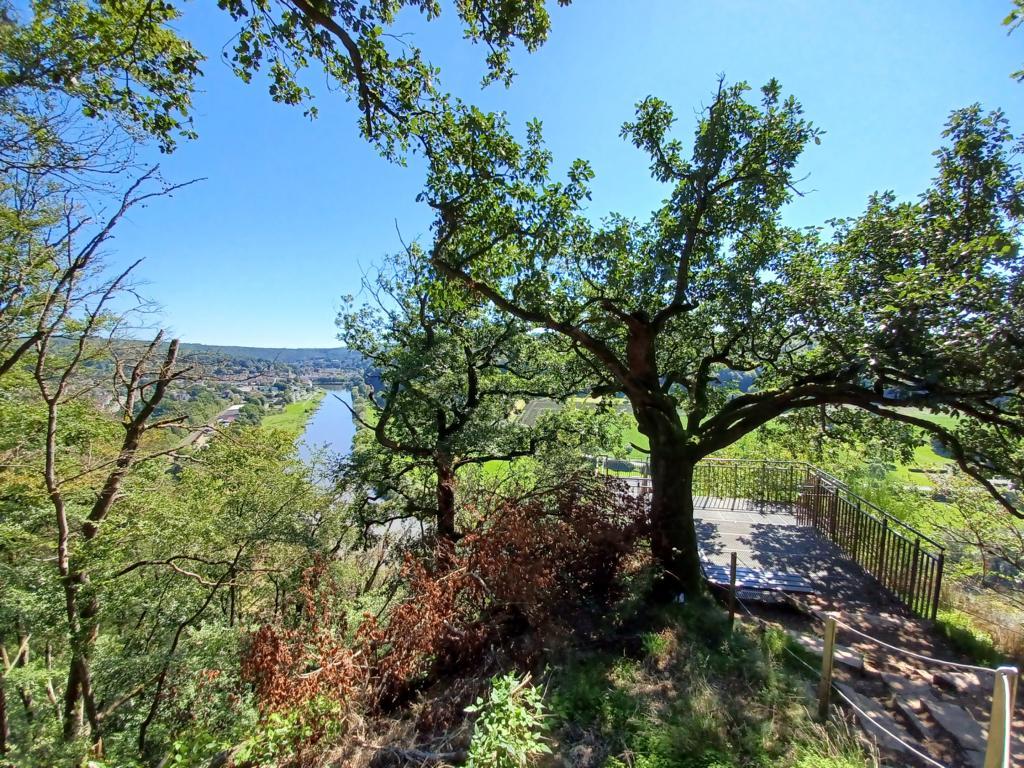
top-left (742, 523), bottom-right (862, 603)
top-left (694, 502), bottom-right (894, 608)
top-left (695, 520), bottom-right (724, 558)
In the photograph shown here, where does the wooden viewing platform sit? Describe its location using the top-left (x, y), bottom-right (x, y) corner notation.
top-left (597, 458), bottom-right (946, 618)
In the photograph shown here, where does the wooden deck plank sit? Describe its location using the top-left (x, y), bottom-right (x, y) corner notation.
top-left (701, 563), bottom-right (816, 594)
top-left (688, 495), bottom-right (879, 602)
top-left (614, 477), bottom-right (878, 601)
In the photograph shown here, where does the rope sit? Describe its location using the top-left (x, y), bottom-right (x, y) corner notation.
top-left (732, 591), bottom-right (819, 675)
top-left (829, 683), bottom-right (949, 768)
top-left (828, 617), bottom-right (995, 675)
top-left (726, 551), bottom-right (993, 674)
top-left (733, 593), bottom-right (950, 768)
top-left (723, 552), bottom-right (1024, 768)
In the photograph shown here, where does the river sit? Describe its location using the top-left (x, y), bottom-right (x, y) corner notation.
top-left (297, 387), bottom-right (356, 464)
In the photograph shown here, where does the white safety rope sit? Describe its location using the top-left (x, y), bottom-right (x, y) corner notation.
top-left (828, 617), bottom-right (995, 675)
top-left (829, 682), bottom-right (950, 768)
top-left (733, 592), bottom-right (951, 768)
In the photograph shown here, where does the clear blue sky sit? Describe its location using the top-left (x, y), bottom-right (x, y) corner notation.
top-left (107, 0), bottom-right (1024, 348)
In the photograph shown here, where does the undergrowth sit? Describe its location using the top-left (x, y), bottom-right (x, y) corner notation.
top-left (934, 608), bottom-right (1005, 667)
top-left (547, 599), bottom-right (869, 768)
top-left (160, 480), bottom-right (874, 768)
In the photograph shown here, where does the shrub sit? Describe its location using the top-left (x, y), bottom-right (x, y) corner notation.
top-left (241, 478), bottom-right (648, 720)
top-left (466, 672), bottom-right (551, 768)
top-left (357, 477), bottom-right (649, 705)
top-left (241, 562), bottom-right (364, 715)
top-left (231, 696), bottom-right (345, 768)
top-left (935, 608), bottom-right (1004, 666)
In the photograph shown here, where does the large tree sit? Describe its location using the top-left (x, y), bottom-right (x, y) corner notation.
top-left (338, 247), bottom-right (609, 541)
top-left (417, 82), bottom-right (1024, 597)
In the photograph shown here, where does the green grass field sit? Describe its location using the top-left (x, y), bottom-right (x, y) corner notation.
top-left (261, 390), bottom-right (326, 435)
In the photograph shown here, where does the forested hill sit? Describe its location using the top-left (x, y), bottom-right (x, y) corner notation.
top-left (178, 343), bottom-right (365, 368)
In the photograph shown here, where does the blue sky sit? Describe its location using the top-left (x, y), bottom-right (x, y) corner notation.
top-left (107, 0), bottom-right (1024, 348)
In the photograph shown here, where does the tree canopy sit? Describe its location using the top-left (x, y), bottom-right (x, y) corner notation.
top-left (337, 246), bottom-right (614, 540)
top-left (417, 80), bottom-right (1024, 593)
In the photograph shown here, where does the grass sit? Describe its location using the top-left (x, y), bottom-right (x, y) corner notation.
top-left (933, 608), bottom-right (1004, 667)
top-left (261, 390), bottom-right (326, 435)
top-left (888, 443), bottom-right (954, 485)
top-left (546, 599), bottom-right (869, 768)
top-left (891, 406), bottom-right (957, 430)
top-left (622, 420), bottom-right (649, 456)
top-left (884, 407), bottom-right (957, 487)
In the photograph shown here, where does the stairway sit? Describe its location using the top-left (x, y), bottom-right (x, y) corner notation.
top-left (783, 610), bottom-right (1021, 768)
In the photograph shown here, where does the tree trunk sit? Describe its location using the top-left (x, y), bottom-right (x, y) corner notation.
top-left (1, 657), bottom-right (8, 756)
top-left (62, 581), bottom-right (100, 742)
top-left (633, 398), bottom-right (704, 601)
top-left (435, 454), bottom-right (458, 541)
top-left (14, 630), bottom-right (33, 724)
top-left (648, 438), bottom-right (703, 599)
top-left (44, 642), bottom-right (59, 718)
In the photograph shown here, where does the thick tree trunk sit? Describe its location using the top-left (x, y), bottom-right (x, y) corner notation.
top-left (632, 395), bottom-right (704, 601)
top-left (647, 437), bottom-right (703, 599)
top-left (0, 658), bottom-right (8, 756)
top-left (62, 652), bottom-right (83, 740)
top-left (435, 455), bottom-right (458, 541)
top-left (62, 582), bottom-right (100, 742)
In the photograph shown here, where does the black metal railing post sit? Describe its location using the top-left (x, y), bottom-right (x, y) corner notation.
top-left (931, 551), bottom-right (945, 621)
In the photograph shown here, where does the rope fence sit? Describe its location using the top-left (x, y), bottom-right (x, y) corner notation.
top-left (829, 684), bottom-right (950, 768)
top-left (829, 616), bottom-right (996, 676)
top-left (729, 592), bottom-right (949, 767)
top-left (722, 550), bottom-right (1017, 768)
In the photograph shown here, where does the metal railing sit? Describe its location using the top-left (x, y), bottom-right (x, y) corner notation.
top-left (796, 466), bottom-right (945, 620)
top-left (594, 456), bottom-right (946, 619)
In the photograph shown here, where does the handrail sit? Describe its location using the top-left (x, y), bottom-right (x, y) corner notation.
top-left (594, 455), bottom-right (943, 551)
top-left (802, 463), bottom-right (945, 551)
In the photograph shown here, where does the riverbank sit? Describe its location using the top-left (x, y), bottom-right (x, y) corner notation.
top-left (261, 389), bottom-right (327, 436)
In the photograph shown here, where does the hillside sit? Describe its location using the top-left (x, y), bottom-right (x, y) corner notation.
top-left (178, 343), bottom-right (365, 368)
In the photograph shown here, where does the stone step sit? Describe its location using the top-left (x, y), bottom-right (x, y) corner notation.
top-left (932, 669), bottom-right (983, 695)
top-left (788, 631), bottom-right (865, 671)
top-left (833, 682), bottom-right (924, 758)
top-left (893, 697), bottom-right (935, 741)
top-left (920, 695), bottom-right (988, 767)
top-left (881, 672), bottom-right (933, 710)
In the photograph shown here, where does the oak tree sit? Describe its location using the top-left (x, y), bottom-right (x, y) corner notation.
top-left (419, 82), bottom-right (1024, 597)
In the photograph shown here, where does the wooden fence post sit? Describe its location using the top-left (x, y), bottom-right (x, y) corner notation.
top-left (817, 617), bottom-right (838, 721)
top-left (728, 552), bottom-right (738, 630)
top-left (983, 666), bottom-right (1019, 768)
